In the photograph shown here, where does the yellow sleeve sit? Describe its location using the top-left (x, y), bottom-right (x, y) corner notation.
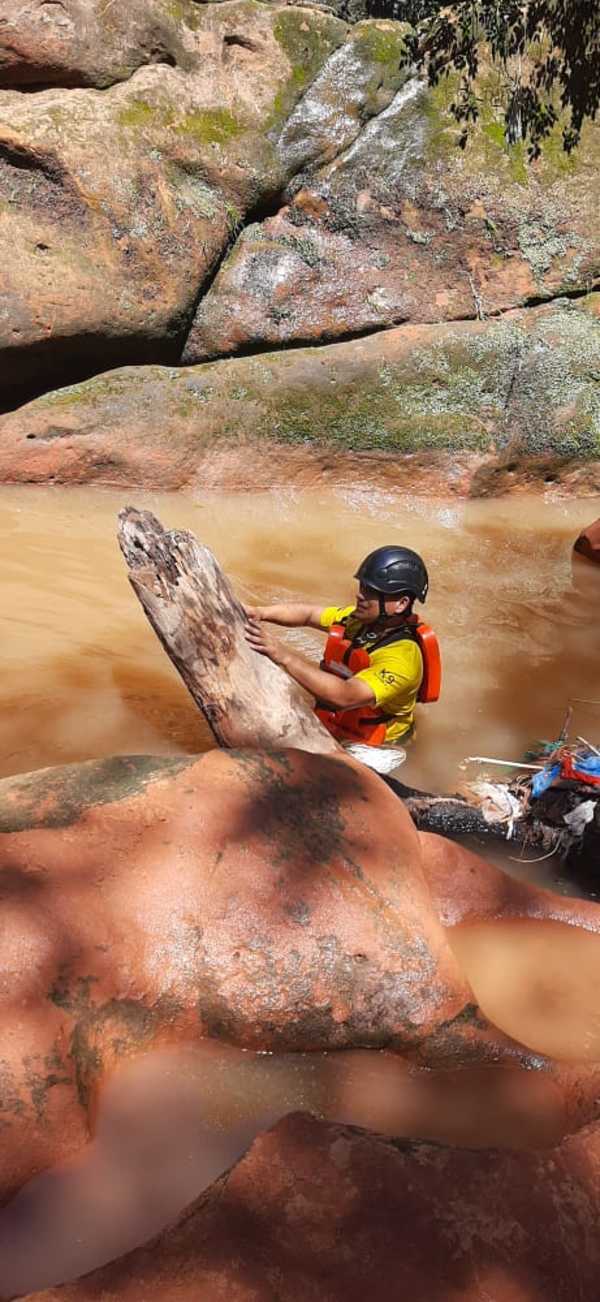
top-left (319, 604), bottom-right (355, 630)
top-left (356, 640), bottom-right (423, 709)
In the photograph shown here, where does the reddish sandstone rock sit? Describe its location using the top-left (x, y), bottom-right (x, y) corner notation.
top-left (0, 747), bottom-right (474, 1200)
top-left (27, 1111), bottom-right (600, 1302)
top-left (574, 518), bottom-right (600, 564)
top-left (0, 0), bottom-right (194, 90)
top-left (2, 746), bottom-right (600, 1206)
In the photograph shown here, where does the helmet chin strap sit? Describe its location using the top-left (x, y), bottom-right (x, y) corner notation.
top-left (378, 593), bottom-right (400, 620)
top-left (377, 592), bottom-right (412, 622)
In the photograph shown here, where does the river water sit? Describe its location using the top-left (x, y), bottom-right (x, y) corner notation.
top-left (3, 485), bottom-right (600, 796)
top-left (1, 484), bottom-right (600, 1296)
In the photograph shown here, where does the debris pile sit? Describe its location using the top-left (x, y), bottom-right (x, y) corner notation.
top-left (387, 715), bottom-right (600, 881)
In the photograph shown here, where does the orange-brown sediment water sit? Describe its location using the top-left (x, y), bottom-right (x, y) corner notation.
top-left (1, 484), bottom-right (600, 1295)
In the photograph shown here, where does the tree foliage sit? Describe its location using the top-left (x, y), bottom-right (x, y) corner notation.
top-left (371, 2), bottom-right (600, 154)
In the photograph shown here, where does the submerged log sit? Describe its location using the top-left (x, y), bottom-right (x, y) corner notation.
top-left (384, 776), bottom-right (514, 840)
top-left (117, 507), bottom-right (337, 756)
top-left (385, 775), bottom-right (600, 880)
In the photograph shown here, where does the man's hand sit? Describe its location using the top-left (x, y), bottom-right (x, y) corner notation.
top-left (245, 618), bottom-right (375, 709)
top-left (244, 618), bottom-right (288, 667)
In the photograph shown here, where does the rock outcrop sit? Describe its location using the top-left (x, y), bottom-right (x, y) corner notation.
top-left (0, 1), bottom-right (598, 486)
top-left (0, 294), bottom-right (598, 492)
top-left (27, 1111), bottom-right (600, 1302)
top-left (183, 68), bottom-right (600, 362)
top-left (0, 6), bottom-right (406, 406)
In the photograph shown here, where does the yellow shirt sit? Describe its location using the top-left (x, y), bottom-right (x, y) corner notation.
top-left (319, 605), bottom-right (423, 743)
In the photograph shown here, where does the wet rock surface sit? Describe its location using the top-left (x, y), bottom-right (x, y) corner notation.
top-left (1, 746), bottom-right (600, 1203)
top-left (27, 1110), bottom-right (600, 1302)
top-left (1, 295), bottom-right (598, 493)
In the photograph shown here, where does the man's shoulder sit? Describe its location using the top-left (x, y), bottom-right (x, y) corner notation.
top-left (319, 604), bottom-right (356, 630)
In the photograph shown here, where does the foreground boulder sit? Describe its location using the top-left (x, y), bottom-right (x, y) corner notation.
top-left (0, 746), bottom-right (469, 1199)
top-left (27, 1111), bottom-right (600, 1302)
top-left (1, 295), bottom-right (598, 493)
top-left (1, 746), bottom-right (600, 1202)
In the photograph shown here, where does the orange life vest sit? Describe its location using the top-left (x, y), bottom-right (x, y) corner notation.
top-left (315, 618), bottom-right (441, 746)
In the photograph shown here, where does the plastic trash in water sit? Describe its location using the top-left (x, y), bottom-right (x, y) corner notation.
top-left (531, 764), bottom-right (561, 798)
top-left (345, 744), bottom-right (407, 775)
top-left (468, 781), bottom-right (523, 836)
top-left (563, 800), bottom-right (596, 838)
top-left (531, 751), bottom-right (600, 798)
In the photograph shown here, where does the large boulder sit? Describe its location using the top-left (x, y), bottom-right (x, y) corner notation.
top-left (0, 6), bottom-right (407, 406)
top-left (27, 1111), bottom-right (600, 1302)
top-left (183, 65), bottom-right (600, 361)
top-left (0, 0), bottom-right (197, 90)
top-left (0, 746), bottom-right (472, 1199)
top-left (0, 294), bottom-right (598, 493)
top-left (1, 746), bottom-right (600, 1202)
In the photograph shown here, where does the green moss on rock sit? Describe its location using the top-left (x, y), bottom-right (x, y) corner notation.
top-left (351, 20), bottom-right (407, 67)
top-left (270, 8), bottom-right (347, 124)
top-left (273, 8), bottom-right (345, 75)
top-left (175, 108), bottom-right (244, 147)
top-left (117, 99), bottom-right (156, 129)
top-left (266, 372), bottom-right (492, 454)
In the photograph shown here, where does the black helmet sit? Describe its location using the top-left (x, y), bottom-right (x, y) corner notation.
top-left (355, 546), bottom-right (429, 603)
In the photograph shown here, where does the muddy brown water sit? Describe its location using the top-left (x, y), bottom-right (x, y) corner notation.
top-left (2, 484), bottom-right (600, 1296)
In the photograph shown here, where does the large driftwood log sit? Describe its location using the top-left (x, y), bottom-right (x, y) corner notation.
top-left (118, 507), bottom-right (338, 756)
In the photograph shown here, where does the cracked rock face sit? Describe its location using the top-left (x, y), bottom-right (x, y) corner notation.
top-left (0, 1), bottom-right (599, 485)
top-left (28, 1112), bottom-right (600, 1302)
top-left (183, 66), bottom-right (600, 362)
top-left (0, 4), bottom-right (405, 406)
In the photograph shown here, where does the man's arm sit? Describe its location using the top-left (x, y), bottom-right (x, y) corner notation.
top-left (244, 620), bottom-right (375, 710)
top-left (245, 603), bottom-right (324, 630)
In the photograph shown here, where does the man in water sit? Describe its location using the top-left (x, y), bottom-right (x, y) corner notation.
top-left (245, 546), bottom-right (430, 747)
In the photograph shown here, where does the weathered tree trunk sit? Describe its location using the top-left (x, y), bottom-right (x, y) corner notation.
top-left (118, 507), bottom-right (338, 755)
